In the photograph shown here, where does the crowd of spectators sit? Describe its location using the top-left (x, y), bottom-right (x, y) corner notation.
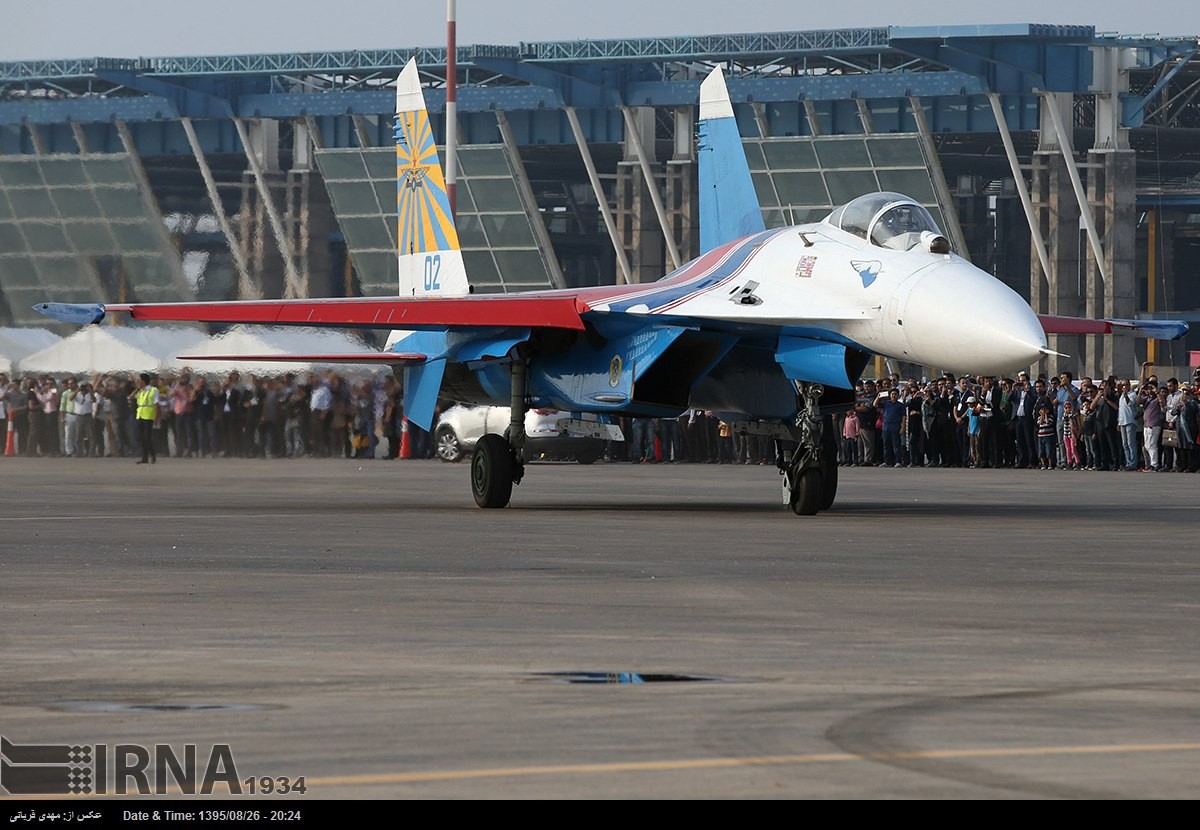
top-left (0, 369), bottom-right (438, 462)
top-left (1, 364), bottom-right (1198, 474)
top-left (835, 365), bottom-right (1200, 474)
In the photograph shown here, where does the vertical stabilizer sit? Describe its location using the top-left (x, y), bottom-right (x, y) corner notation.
top-left (395, 58), bottom-right (471, 297)
top-left (698, 67), bottom-right (765, 253)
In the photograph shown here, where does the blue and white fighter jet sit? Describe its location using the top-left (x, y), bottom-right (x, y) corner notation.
top-left (36, 63), bottom-right (1187, 514)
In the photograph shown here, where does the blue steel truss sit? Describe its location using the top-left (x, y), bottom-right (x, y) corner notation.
top-left (519, 29), bottom-right (891, 62)
top-left (0, 24), bottom-right (1197, 155)
top-left (0, 25), bottom-right (1130, 86)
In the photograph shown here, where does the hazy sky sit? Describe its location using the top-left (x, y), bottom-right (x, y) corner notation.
top-left (0, 0), bottom-right (1196, 62)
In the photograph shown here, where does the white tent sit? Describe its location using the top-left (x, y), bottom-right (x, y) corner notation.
top-left (18, 325), bottom-right (207, 376)
top-left (178, 326), bottom-right (382, 377)
top-left (0, 328), bottom-right (63, 374)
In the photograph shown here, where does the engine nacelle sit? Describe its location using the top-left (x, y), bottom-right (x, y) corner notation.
top-left (774, 336), bottom-right (870, 390)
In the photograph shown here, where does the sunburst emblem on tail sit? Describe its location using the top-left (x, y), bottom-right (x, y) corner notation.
top-left (395, 107), bottom-right (459, 256)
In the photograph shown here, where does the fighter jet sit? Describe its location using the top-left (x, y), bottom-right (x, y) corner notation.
top-left (35, 62), bottom-right (1187, 514)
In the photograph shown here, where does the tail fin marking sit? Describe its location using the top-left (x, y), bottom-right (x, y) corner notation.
top-left (394, 58), bottom-right (470, 297)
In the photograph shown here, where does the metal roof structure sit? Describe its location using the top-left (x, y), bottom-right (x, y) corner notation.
top-left (2, 25), bottom-right (1197, 146)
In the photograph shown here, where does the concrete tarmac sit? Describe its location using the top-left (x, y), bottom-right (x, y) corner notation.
top-left (1, 457), bottom-right (1197, 799)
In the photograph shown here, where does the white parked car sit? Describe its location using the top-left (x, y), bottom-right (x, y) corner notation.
top-left (434, 405), bottom-right (621, 464)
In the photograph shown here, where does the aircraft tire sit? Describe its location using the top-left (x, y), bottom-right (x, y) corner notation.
top-left (472, 433), bottom-right (514, 508)
top-left (818, 461), bottom-right (838, 512)
top-left (789, 469), bottom-right (821, 516)
top-left (818, 418), bottom-right (838, 511)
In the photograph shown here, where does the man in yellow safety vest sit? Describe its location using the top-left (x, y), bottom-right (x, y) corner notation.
top-left (133, 373), bottom-right (159, 465)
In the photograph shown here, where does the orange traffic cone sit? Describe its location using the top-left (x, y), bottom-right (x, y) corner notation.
top-left (399, 417), bottom-right (412, 459)
top-left (4, 419), bottom-right (15, 456)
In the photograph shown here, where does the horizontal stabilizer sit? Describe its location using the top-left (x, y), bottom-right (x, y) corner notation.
top-left (179, 352), bottom-right (427, 365)
top-left (1039, 314), bottom-right (1189, 340)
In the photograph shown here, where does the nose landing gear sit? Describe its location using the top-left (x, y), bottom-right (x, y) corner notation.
top-left (777, 382), bottom-right (838, 515)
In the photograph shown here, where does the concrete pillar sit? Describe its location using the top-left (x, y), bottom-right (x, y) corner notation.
top-left (617, 107), bottom-right (668, 282)
top-left (292, 169), bottom-right (335, 298)
top-left (1031, 93), bottom-right (1083, 373)
top-left (240, 171), bottom-right (286, 299)
top-left (181, 116), bottom-right (256, 299)
top-left (670, 107), bottom-right (697, 262)
top-left (1030, 150), bottom-right (1082, 373)
top-left (615, 162), bottom-right (665, 283)
top-left (624, 107), bottom-right (656, 164)
top-left (673, 106), bottom-right (694, 158)
top-left (235, 117), bottom-right (301, 297)
top-left (621, 105), bottom-right (681, 270)
top-left (667, 159), bottom-right (697, 263)
top-left (1092, 46), bottom-right (1135, 151)
top-left (1085, 149), bottom-right (1137, 377)
top-left (293, 120), bottom-right (315, 171)
top-left (245, 119), bottom-right (281, 173)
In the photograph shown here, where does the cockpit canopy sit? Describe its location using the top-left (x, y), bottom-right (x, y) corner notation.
top-left (825, 192), bottom-right (945, 252)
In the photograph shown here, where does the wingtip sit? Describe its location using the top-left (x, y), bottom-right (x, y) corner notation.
top-left (33, 302), bottom-right (106, 326)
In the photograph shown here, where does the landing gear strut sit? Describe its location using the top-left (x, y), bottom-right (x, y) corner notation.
top-left (470, 357), bottom-right (527, 509)
top-left (777, 382), bottom-right (837, 515)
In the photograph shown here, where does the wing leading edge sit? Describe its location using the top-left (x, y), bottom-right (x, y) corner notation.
top-left (178, 352), bottom-right (428, 365)
top-left (35, 296), bottom-right (587, 332)
top-left (1039, 314), bottom-right (1189, 340)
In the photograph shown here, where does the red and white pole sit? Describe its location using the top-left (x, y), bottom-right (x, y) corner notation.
top-left (445, 0), bottom-right (458, 220)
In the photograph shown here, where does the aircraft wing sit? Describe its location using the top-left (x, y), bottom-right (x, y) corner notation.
top-left (33, 296), bottom-right (587, 332)
top-left (1038, 314), bottom-right (1188, 340)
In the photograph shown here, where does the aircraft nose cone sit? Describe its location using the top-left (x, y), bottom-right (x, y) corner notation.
top-left (900, 262), bottom-right (1045, 374)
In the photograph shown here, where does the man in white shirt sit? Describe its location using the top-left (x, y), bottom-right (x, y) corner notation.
top-left (1163, 378), bottom-right (1185, 471)
top-left (1117, 379), bottom-right (1140, 470)
top-left (308, 378), bottom-right (333, 457)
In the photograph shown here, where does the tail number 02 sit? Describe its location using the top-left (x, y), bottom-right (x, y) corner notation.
top-left (424, 254), bottom-right (442, 291)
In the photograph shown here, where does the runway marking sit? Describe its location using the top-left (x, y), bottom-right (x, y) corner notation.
top-left (3, 742), bottom-right (1197, 799)
top-left (0, 513), bottom-right (299, 523)
top-left (304, 741), bottom-right (1200, 787)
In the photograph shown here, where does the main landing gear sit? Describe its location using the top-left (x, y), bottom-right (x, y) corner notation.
top-left (777, 382), bottom-right (838, 516)
top-left (470, 358), bottom-right (527, 508)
